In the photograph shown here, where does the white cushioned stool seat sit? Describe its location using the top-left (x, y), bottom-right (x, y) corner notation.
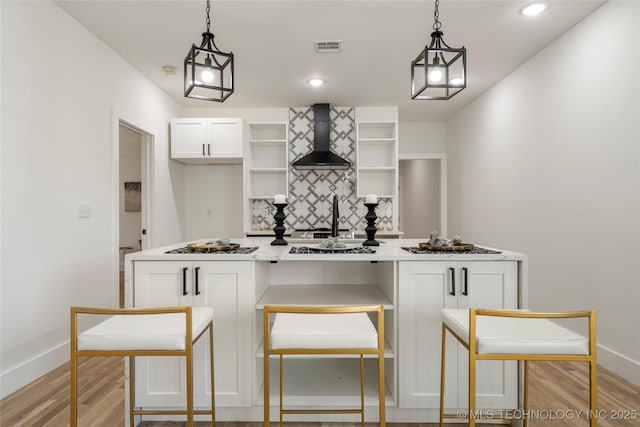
top-left (78, 307), bottom-right (214, 351)
top-left (442, 308), bottom-right (589, 355)
top-left (271, 312), bottom-right (378, 350)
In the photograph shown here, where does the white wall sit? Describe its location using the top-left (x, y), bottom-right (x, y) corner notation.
top-left (0, 0), bottom-right (183, 397)
top-left (183, 164), bottom-right (244, 240)
top-left (399, 121), bottom-right (446, 154)
top-left (446, 1), bottom-right (640, 384)
top-left (399, 159), bottom-right (440, 238)
top-left (119, 126), bottom-right (142, 266)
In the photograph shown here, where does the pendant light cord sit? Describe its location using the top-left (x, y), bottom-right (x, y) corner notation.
top-left (433, 0), bottom-right (442, 31)
top-left (206, 0), bottom-right (211, 33)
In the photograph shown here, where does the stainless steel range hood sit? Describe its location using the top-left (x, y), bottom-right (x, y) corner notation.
top-left (292, 103), bottom-right (351, 170)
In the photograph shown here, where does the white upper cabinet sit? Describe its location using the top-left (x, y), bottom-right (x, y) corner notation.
top-left (171, 118), bottom-right (243, 163)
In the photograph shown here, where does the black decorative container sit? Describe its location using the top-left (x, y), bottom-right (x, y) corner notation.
top-left (363, 203), bottom-right (379, 246)
top-left (271, 203), bottom-right (288, 246)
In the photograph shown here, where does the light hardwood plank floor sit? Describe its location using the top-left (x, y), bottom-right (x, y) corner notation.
top-left (1, 358), bottom-right (638, 426)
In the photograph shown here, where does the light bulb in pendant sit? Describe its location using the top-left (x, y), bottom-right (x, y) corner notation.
top-left (428, 56), bottom-right (443, 84)
top-left (201, 70), bottom-right (215, 83)
top-left (201, 56), bottom-right (215, 84)
top-left (428, 68), bottom-right (443, 83)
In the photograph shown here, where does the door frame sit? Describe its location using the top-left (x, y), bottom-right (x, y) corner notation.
top-left (110, 107), bottom-right (155, 307)
top-left (398, 153), bottom-right (447, 237)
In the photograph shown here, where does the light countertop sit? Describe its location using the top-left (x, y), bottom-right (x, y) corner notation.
top-left (126, 238), bottom-right (526, 262)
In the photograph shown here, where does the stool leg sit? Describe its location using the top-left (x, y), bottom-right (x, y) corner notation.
top-left (70, 353), bottom-right (78, 427)
top-left (279, 355), bottom-right (284, 427)
top-left (209, 323), bottom-right (216, 426)
top-left (187, 351), bottom-right (194, 427)
top-left (360, 354), bottom-right (365, 426)
top-left (523, 360), bottom-right (529, 427)
top-left (589, 359), bottom-right (598, 427)
top-left (469, 353), bottom-right (476, 427)
top-left (264, 310), bottom-right (270, 427)
top-left (129, 356), bottom-right (135, 427)
top-left (378, 350), bottom-right (386, 426)
top-left (439, 324), bottom-right (446, 427)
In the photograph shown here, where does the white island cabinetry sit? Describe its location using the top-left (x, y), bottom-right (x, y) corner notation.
top-left (398, 260), bottom-right (518, 410)
top-left (132, 260), bottom-right (253, 409)
top-left (124, 239), bottom-right (526, 423)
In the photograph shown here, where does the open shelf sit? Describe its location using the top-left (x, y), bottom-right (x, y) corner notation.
top-left (248, 169), bottom-right (287, 198)
top-left (249, 122), bottom-right (287, 141)
top-left (356, 119), bottom-right (397, 199)
top-left (256, 285), bottom-right (393, 309)
top-left (256, 358), bottom-right (394, 407)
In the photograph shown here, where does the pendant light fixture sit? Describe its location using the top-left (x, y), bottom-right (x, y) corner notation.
top-left (184, 0), bottom-right (234, 102)
top-left (411, 0), bottom-right (466, 100)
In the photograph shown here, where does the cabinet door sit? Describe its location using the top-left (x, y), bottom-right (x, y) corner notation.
top-left (133, 261), bottom-right (193, 407)
top-left (171, 118), bottom-right (207, 158)
top-left (456, 261), bottom-right (518, 410)
top-left (398, 261), bottom-right (457, 409)
top-left (208, 118), bottom-right (243, 158)
top-left (192, 261), bottom-right (253, 407)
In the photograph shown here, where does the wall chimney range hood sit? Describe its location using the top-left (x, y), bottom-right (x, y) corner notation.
top-left (292, 103), bottom-right (351, 170)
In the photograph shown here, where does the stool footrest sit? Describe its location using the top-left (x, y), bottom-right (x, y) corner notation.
top-left (282, 408), bottom-right (363, 415)
top-left (132, 409), bottom-right (215, 416)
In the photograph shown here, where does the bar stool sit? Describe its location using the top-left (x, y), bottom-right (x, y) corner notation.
top-left (263, 305), bottom-right (386, 426)
top-left (70, 306), bottom-right (215, 427)
top-left (440, 308), bottom-right (597, 427)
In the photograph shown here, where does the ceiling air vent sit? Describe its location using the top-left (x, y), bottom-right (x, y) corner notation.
top-left (314, 40), bottom-right (342, 53)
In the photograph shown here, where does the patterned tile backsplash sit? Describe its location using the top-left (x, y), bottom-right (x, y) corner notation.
top-left (251, 106), bottom-right (393, 232)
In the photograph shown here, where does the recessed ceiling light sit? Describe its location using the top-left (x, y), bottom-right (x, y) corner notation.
top-left (307, 78), bottom-right (326, 87)
top-left (521, 2), bottom-right (549, 17)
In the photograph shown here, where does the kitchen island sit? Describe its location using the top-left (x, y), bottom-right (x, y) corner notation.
top-left (124, 238), bottom-right (527, 425)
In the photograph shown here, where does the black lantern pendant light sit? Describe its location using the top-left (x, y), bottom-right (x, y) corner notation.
top-left (184, 0), bottom-right (234, 102)
top-left (411, 0), bottom-right (466, 100)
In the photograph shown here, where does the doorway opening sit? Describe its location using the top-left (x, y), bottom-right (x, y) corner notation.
top-left (398, 155), bottom-right (447, 238)
top-left (114, 116), bottom-right (154, 308)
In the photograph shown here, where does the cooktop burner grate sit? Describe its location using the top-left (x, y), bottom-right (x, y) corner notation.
top-left (289, 246), bottom-right (376, 254)
top-left (165, 246), bottom-right (259, 254)
top-left (401, 246), bottom-right (502, 254)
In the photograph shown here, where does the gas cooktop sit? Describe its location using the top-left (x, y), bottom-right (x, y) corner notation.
top-left (289, 246), bottom-right (375, 254)
top-left (165, 246), bottom-right (259, 254)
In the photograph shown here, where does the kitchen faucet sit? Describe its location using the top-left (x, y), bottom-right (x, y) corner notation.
top-left (331, 194), bottom-right (339, 238)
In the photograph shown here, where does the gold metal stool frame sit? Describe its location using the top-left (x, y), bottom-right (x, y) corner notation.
top-left (440, 308), bottom-right (597, 427)
top-left (70, 306), bottom-right (215, 427)
top-left (263, 305), bottom-right (386, 426)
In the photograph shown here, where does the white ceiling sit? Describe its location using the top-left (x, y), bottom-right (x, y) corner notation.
top-left (55, 0), bottom-right (604, 121)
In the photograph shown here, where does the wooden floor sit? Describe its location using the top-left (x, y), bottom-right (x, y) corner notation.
top-left (1, 358), bottom-right (638, 426)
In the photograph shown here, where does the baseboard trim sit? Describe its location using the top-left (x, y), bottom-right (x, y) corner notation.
top-left (598, 342), bottom-right (640, 386)
top-left (0, 341), bottom-right (69, 399)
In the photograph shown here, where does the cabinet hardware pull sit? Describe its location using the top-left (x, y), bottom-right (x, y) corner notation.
top-left (449, 267), bottom-right (456, 296)
top-left (207, 144), bottom-right (211, 156)
top-left (462, 267), bottom-right (468, 296)
top-left (195, 266), bottom-right (201, 295)
top-left (202, 144), bottom-right (205, 156)
top-left (182, 267), bottom-right (188, 296)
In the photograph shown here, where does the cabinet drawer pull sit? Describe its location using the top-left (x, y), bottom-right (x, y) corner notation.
top-left (202, 144), bottom-right (205, 156)
top-left (207, 144), bottom-right (211, 156)
top-left (195, 267), bottom-right (201, 295)
top-left (449, 267), bottom-right (456, 296)
top-left (462, 267), bottom-right (468, 296)
top-left (182, 267), bottom-right (188, 296)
